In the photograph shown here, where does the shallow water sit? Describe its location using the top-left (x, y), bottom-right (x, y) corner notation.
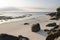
top-left (0, 12), bottom-right (48, 17)
top-left (0, 12), bottom-right (49, 24)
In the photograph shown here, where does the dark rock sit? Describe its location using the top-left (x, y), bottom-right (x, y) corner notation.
top-left (47, 12), bottom-right (56, 17)
top-left (0, 34), bottom-right (18, 40)
top-left (46, 31), bottom-right (60, 40)
top-left (18, 35), bottom-right (29, 40)
top-left (24, 23), bottom-right (29, 25)
top-left (46, 34), bottom-right (54, 40)
top-left (53, 25), bottom-right (59, 29)
top-left (51, 29), bottom-right (57, 32)
top-left (47, 12), bottom-right (60, 20)
top-left (46, 23), bottom-right (57, 27)
top-left (31, 23), bottom-right (40, 32)
top-left (44, 29), bottom-right (49, 32)
top-left (50, 18), bottom-right (59, 20)
top-left (48, 25), bottom-right (59, 34)
top-left (46, 24), bottom-right (60, 40)
top-left (0, 34), bottom-right (29, 40)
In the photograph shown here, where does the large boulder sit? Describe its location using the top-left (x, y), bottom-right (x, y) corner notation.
top-left (0, 34), bottom-right (18, 40)
top-left (46, 23), bottom-right (57, 27)
top-left (31, 23), bottom-right (40, 32)
top-left (0, 34), bottom-right (29, 40)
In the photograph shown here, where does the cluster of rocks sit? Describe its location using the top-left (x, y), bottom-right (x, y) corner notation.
top-left (31, 23), bottom-right (60, 40)
top-left (23, 22), bottom-right (60, 40)
top-left (47, 12), bottom-right (60, 20)
top-left (46, 22), bottom-right (60, 40)
top-left (0, 34), bottom-right (29, 40)
top-left (47, 12), bottom-right (57, 17)
top-left (46, 31), bottom-right (60, 40)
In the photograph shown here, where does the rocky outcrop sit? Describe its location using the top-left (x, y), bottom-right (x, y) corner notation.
top-left (46, 31), bottom-right (60, 40)
top-left (47, 12), bottom-right (57, 17)
top-left (46, 25), bottom-right (60, 40)
top-left (47, 12), bottom-right (60, 20)
top-left (0, 34), bottom-right (29, 40)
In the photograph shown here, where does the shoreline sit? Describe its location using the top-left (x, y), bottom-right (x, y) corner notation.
top-left (0, 14), bottom-right (59, 40)
top-left (0, 14), bottom-right (42, 24)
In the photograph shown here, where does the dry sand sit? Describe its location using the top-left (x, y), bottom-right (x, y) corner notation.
top-left (0, 15), bottom-right (60, 40)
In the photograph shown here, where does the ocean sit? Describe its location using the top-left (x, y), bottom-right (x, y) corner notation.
top-left (0, 12), bottom-right (49, 24)
top-left (0, 12), bottom-right (48, 17)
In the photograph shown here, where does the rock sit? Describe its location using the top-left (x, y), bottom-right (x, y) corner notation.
top-left (46, 34), bottom-right (55, 40)
top-left (0, 34), bottom-right (29, 40)
top-left (18, 35), bottom-right (29, 40)
top-left (53, 25), bottom-right (59, 29)
top-left (0, 34), bottom-right (18, 40)
top-left (47, 12), bottom-right (56, 17)
top-left (47, 25), bottom-right (59, 34)
top-left (44, 29), bottom-right (49, 32)
top-left (50, 18), bottom-right (59, 20)
top-left (31, 23), bottom-right (40, 32)
top-left (46, 24), bottom-right (60, 40)
top-left (46, 23), bottom-right (57, 27)
top-left (24, 23), bottom-right (29, 25)
top-left (46, 31), bottom-right (60, 40)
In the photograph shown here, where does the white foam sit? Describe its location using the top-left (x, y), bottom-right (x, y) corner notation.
top-left (0, 15), bottom-right (39, 24)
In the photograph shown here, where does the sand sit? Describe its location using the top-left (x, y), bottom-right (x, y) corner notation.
top-left (0, 14), bottom-right (60, 40)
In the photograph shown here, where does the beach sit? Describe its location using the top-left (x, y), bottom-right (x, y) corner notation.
top-left (0, 14), bottom-right (60, 40)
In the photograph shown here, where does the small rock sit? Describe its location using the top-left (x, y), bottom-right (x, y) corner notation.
top-left (44, 29), bottom-right (49, 32)
top-left (24, 23), bottom-right (29, 25)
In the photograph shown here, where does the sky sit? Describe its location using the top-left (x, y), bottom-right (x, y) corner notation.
top-left (0, 0), bottom-right (60, 12)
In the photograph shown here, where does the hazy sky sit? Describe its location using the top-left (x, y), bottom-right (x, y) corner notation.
top-left (0, 0), bottom-right (60, 10)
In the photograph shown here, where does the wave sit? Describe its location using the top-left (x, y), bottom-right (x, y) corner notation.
top-left (0, 12), bottom-right (48, 24)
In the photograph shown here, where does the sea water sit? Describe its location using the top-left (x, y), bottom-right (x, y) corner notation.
top-left (0, 12), bottom-right (48, 17)
top-left (0, 12), bottom-right (48, 24)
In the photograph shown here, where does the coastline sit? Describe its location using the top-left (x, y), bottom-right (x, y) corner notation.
top-left (0, 14), bottom-right (60, 40)
top-left (0, 14), bottom-right (55, 40)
